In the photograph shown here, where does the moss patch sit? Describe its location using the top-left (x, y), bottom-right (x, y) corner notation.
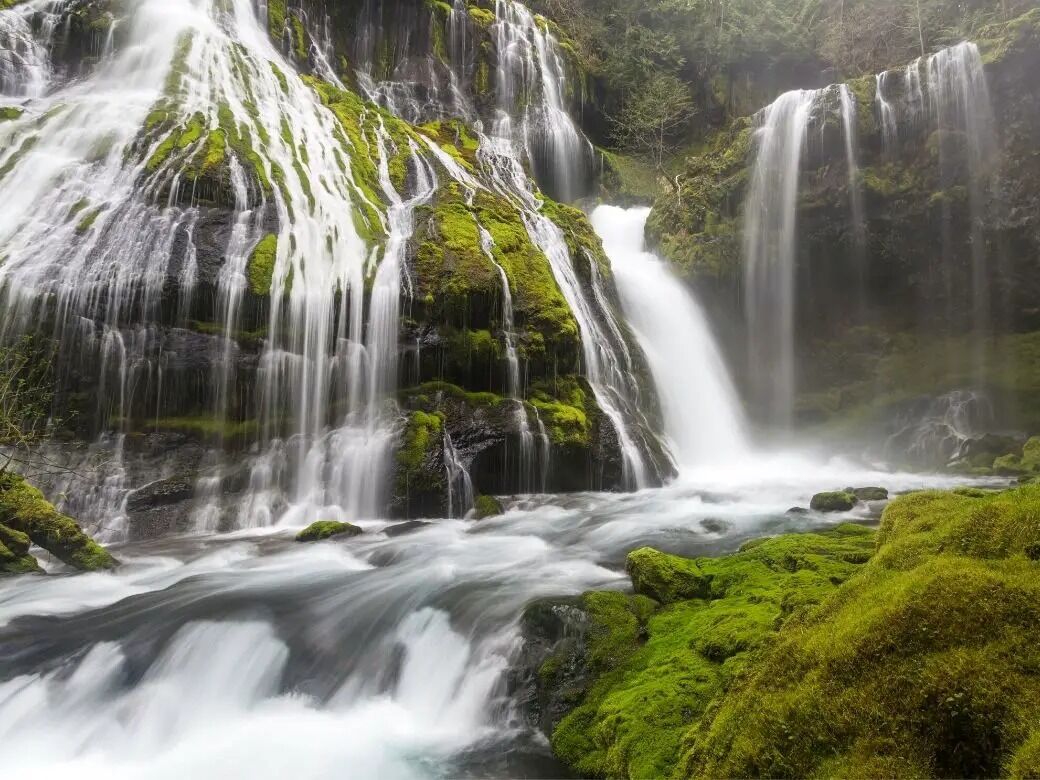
top-left (0, 473), bottom-right (116, 572)
top-left (296, 520), bottom-right (362, 542)
top-left (685, 484), bottom-right (1040, 778)
top-left (247, 233), bottom-right (278, 295)
top-left (550, 523), bottom-right (876, 778)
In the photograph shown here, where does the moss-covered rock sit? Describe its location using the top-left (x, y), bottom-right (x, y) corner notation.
top-left (546, 524), bottom-right (876, 777)
top-left (0, 522), bottom-right (41, 574)
top-left (810, 490), bottom-right (858, 512)
top-left (295, 520), bottom-right (363, 542)
top-left (626, 546), bottom-right (711, 603)
top-left (473, 494), bottom-right (503, 519)
top-left (685, 484), bottom-right (1040, 778)
top-left (0, 473), bottom-right (116, 571)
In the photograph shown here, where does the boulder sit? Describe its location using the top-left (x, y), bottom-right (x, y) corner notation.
top-left (295, 520), bottom-right (363, 542)
top-left (810, 490), bottom-right (858, 512)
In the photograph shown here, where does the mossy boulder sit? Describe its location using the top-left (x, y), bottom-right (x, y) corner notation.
top-left (473, 494), bottom-right (503, 519)
top-left (546, 524), bottom-right (876, 777)
top-left (0, 473), bottom-right (116, 571)
top-left (0, 522), bottom-right (41, 575)
top-left (295, 520), bottom-right (363, 542)
top-left (847, 485), bottom-right (889, 501)
top-left (626, 546), bottom-right (712, 603)
top-left (684, 484), bottom-right (1040, 778)
top-left (810, 490), bottom-right (858, 512)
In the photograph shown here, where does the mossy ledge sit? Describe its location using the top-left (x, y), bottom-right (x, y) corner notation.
top-left (535, 485), bottom-right (1040, 779)
top-left (0, 473), bottom-right (116, 572)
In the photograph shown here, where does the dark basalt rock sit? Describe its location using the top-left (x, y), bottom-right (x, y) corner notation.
top-left (510, 597), bottom-right (593, 737)
top-left (384, 520), bottom-right (431, 537)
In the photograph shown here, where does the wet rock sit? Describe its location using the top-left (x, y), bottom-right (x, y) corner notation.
top-left (473, 495), bottom-right (503, 519)
top-left (845, 486), bottom-right (889, 501)
top-left (295, 520), bottom-right (363, 542)
top-left (0, 522), bottom-right (41, 575)
top-left (0, 474), bottom-right (116, 571)
top-left (810, 491), bottom-right (858, 512)
top-left (384, 520), bottom-right (431, 537)
top-left (511, 596), bottom-right (591, 736)
top-left (786, 506), bottom-right (810, 515)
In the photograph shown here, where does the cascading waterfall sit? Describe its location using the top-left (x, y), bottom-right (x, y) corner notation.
top-left (838, 84), bottom-right (866, 254)
top-left (0, 0), bottom-right (442, 532)
top-left (872, 42), bottom-right (999, 378)
top-left (592, 206), bottom-right (748, 471)
top-left (743, 88), bottom-right (822, 430)
top-left (480, 224), bottom-right (550, 492)
top-left (491, 0), bottom-right (591, 202)
top-left (744, 42), bottom-right (998, 429)
top-left (0, 0), bottom-right (69, 100)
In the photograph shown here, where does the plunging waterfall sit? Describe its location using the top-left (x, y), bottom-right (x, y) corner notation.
top-left (592, 206), bottom-right (748, 471)
top-left (743, 89), bottom-right (822, 430)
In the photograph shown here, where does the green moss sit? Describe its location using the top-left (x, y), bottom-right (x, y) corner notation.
top-left (552, 524), bottom-right (877, 778)
top-left (75, 207), bottom-right (103, 234)
top-left (0, 473), bottom-right (116, 572)
top-left (468, 5), bottom-right (495, 27)
top-left (267, 0), bottom-right (286, 37)
top-left (147, 416), bottom-right (258, 441)
top-left (473, 494), bottom-right (503, 519)
top-left (0, 522), bottom-right (41, 575)
top-left (685, 485), bottom-right (1040, 778)
top-left (528, 377), bottom-right (591, 446)
top-left (810, 490), bottom-right (858, 512)
top-left (400, 381), bottom-right (505, 409)
top-left (0, 106), bottom-right (23, 122)
top-left (626, 547), bottom-right (712, 603)
top-left (397, 410), bottom-right (443, 474)
top-left (247, 234), bottom-right (278, 296)
top-left (295, 520), bottom-right (362, 542)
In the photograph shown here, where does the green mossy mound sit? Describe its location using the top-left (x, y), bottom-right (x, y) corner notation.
top-left (810, 490), bottom-right (858, 512)
top-left (0, 522), bottom-right (41, 574)
top-left (683, 484), bottom-right (1040, 778)
top-left (295, 520), bottom-right (363, 542)
top-left (473, 494), bottom-right (503, 519)
top-left (0, 473), bottom-right (116, 572)
top-left (548, 524), bottom-right (876, 778)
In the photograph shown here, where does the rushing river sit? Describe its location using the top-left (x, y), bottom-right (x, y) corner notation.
top-left (0, 457), bottom-right (982, 778)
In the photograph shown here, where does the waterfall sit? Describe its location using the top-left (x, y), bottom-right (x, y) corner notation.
top-left (480, 223), bottom-right (549, 492)
top-left (742, 89), bottom-right (822, 430)
top-left (592, 206), bottom-right (748, 471)
top-left (838, 84), bottom-right (866, 254)
top-left (474, 135), bottom-right (655, 486)
top-left (873, 42), bottom-right (999, 378)
top-left (443, 429), bottom-right (474, 518)
top-left (491, 0), bottom-right (591, 202)
top-left (926, 43), bottom-right (998, 345)
top-left (875, 72), bottom-right (898, 154)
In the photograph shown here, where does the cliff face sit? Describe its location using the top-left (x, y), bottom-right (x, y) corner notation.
top-left (0, 0), bottom-right (671, 538)
top-left (645, 10), bottom-right (1040, 449)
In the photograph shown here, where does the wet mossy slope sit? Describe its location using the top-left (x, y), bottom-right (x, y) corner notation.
top-left (539, 485), bottom-right (1040, 778)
